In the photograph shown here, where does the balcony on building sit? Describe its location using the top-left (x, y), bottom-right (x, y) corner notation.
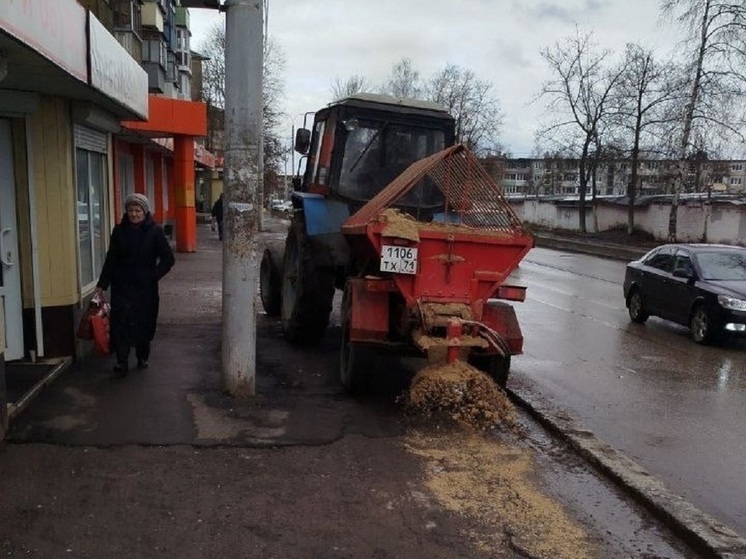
top-left (111, 0), bottom-right (144, 62)
top-left (141, 33), bottom-right (167, 93)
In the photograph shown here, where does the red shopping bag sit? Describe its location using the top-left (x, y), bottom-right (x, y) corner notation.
top-left (83, 293), bottom-right (111, 356)
top-left (77, 296), bottom-right (103, 340)
top-left (91, 312), bottom-right (110, 356)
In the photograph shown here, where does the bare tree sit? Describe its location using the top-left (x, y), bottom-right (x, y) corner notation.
top-left (661, 0), bottom-right (746, 241)
top-left (426, 64), bottom-right (504, 155)
top-left (538, 30), bottom-right (628, 232)
top-left (262, 37), bottom-right (287, 197)
top-left (200, 23), bottom-right (226, 152)
top-left (330, 74), bottom-right (372, 100)
top-left (199, 23), bottom-right (287, 202)
top-left (385, 58), bottom-right (423, 98)
top-left (612, 44), bottom-right (680, 234)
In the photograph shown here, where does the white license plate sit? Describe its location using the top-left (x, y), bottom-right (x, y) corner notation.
top-left (380, 245), bottom-right (418, 275)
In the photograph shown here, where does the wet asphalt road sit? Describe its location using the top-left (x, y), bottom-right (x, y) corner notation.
top-left (509, 247), bottom-right (746, 538)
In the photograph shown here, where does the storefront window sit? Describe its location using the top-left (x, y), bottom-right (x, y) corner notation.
top-left (76, 149), bottom-right (108, 287)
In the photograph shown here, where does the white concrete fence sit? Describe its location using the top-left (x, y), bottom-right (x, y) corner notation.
top-left (510, 197), bottom-right (746, 246)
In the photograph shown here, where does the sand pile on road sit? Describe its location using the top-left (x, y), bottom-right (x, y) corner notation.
top-left (403, 361), bottom-right (515, 430)
top-left (406, 432), bottom-right (596, 559)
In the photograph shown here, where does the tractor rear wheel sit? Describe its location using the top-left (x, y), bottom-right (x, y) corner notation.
top-left (281, 216), bottom-right (335, 345)
top-left (340, 285), bottom-right (365, 394)
top-left (468, 352), bottom-right (511, 389)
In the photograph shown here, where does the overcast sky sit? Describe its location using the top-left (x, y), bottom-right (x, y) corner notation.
top-left (188, 0), bottom-right (685, 158)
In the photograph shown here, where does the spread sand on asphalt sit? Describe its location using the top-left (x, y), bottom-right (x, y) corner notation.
top-left (406, 431), bottom-right (597, 559)
top-left (403, 361), bottom-right (515, 430)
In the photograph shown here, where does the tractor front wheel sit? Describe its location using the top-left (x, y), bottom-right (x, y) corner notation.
top-left (260, 243), bottom-right (283, 316)
top-left (281, 216), bottom-right (335, 345)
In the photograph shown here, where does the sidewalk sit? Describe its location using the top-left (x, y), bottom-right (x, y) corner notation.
top-left (8, 220), bottom-right (403, 446)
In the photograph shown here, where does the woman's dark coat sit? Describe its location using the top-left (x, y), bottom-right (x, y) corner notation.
top-left (97, 213), bottom-right (175, 348)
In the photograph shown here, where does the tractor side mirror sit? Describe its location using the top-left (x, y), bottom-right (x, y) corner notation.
top-left (294, 128), bottom-right (311, 155)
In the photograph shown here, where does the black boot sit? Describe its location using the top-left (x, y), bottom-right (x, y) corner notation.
top-left (136, 342), bottom-right (150, 370)
top-left (112, 362), bottom-right (129, 377)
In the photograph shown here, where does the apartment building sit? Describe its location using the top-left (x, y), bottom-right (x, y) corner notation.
top-left (491, 156), bottom-right (746, 197)
top-left (0, 0), bottom-right (210, 382)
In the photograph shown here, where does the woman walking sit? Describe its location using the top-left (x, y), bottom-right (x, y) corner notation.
top-left (95, 193), bottom-right (175, 376)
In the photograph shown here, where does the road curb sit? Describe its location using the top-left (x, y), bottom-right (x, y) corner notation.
top-left (534, 234), bottom-right (649, 261)
top-left (508, 387), bottom-right (746, 559)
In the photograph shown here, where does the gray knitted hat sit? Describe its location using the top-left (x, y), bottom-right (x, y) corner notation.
top-left (125, 193), bottom-right (150, 214)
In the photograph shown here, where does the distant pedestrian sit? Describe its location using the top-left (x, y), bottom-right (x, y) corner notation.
top-left (95, 193), bottom-right (175, 377)
top-left (211, 193), bottom-right (224, 240)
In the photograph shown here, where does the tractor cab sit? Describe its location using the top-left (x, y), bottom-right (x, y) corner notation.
top-left (293, 93), bottom-right (456, 212)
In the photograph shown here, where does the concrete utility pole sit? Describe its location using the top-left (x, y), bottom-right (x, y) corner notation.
top-left (221, 0), bottom-right (263, 397)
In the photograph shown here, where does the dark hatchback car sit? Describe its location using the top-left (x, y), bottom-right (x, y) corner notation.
top-left (623, 244), bottom-right (746, 344)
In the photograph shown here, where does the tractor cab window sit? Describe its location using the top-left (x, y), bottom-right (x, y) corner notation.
top-left (337, 119), bottom-right (446, 208)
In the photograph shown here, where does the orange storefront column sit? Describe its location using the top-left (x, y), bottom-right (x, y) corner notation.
top-left (133, 144), bottom-right (145, 195)
top-left (166, 158), bottom-right (175, 225)
top-left (173, 135), bottom-right (197, 252)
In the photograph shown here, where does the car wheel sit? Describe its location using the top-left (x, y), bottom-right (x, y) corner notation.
top-left (690, 305), bottom-right (718, 345)
top-left (628, 288), bottom-right (649, 323)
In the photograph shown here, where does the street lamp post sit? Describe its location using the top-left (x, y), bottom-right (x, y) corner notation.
top-left (183, 0), bottom-right (262, 397)
top-left (221, 0), bottom-right (263, 397)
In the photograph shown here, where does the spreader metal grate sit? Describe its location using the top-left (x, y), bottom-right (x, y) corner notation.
top-left (344, 144), bottom-right (527, 235)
